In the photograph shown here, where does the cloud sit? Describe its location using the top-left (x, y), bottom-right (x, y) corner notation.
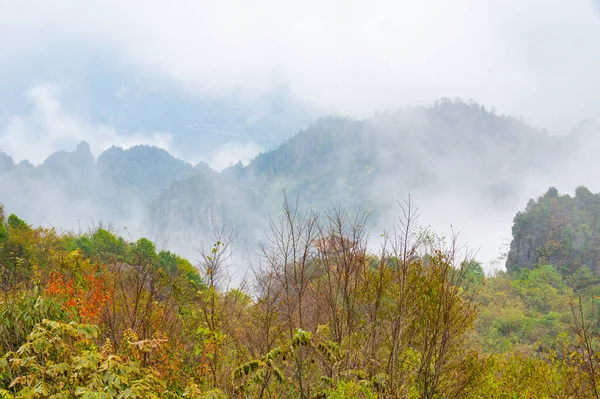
top-left (2, 0), bottom-right (600, 133)
top-left (0, 83), bottom-right (175, 164)
top-left (2, 0), bottom-right (600, 271)
top-left (206, 141), bottom-right (263, 171)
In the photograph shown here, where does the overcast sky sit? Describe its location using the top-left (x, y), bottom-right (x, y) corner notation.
top-left (1, 0), bottom-right (600, 166)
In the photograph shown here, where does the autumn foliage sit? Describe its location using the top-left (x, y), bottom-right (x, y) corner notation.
top-left (46, 267), bottom-right (111, 323)
top-left (3, 194), bottom-right (600, 398)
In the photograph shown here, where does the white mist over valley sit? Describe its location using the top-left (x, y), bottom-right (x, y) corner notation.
top-left (1, 0), bottom-right (600, 273)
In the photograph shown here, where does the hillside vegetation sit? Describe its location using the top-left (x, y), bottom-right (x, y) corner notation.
top-left (507, 186), bottom-right (600, 275)
top-left (3, 189), bottom-right (600, 398)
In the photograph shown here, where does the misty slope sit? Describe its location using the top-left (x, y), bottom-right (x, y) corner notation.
top-left (98, 145), bottom-right (193, 196)
top-left (149, 100), bottom-right (573, 253)
top-left (0, 143), bottom-right (193, 230)
top-left (1, 98), bottom-right (599, 265)
top-left (254, 99), bottom-right (568, 209)
top-left (148, 164), bottom-right (264, 253)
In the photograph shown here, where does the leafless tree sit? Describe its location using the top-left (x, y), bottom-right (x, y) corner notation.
top-left (257, 192), bottom-right (320, 398)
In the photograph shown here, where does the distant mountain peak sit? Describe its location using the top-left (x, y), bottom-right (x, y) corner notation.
top-left (96, 143), bottom-right (193, 195)
top-left (0, 152), bottom-right (15, 173)
top-left (44, 141), bottom-right (93, 162)
top-left (76, 140), bottom-right (92, 157)
top-left (16, 160), bottom-right (34, 169)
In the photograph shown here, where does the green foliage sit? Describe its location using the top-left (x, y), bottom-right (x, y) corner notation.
top-left (5, 200), bottom-right (600, 398)
top-left (71, 236), bottom-right (96, 258)
top-left (460, 260), bottom-right (485, 289)
top-left (158, 251), bottom-right (203, 287)
top-left (322, 380), bottom-right (377, 399)
top-left (0, 212), bottom-right (39, 290)
top-left (569, 266), bottom-right (600, 291)
top-left (129, 238), bottom-right (158, 266)
top-left (0, 292), bottom-right (67, 353)
top-left (476, 266), bottom-right (572, 353)
top-left (0, 206), bottom-right (7, 243)
top-left (0, 320), bottom-right (222, 399)
top-left (6, 215), bottom-right (29, 231)
top-left (92, 228), bottom-right (125, 261)
top-left (507, 186), bottom-right (600, 276)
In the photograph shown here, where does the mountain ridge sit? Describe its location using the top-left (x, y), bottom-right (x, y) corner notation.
top-left (1, 98), bottom-right (599, 265)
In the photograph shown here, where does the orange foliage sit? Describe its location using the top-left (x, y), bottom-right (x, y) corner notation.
top-left (197, 337), bottom-right (219, 379)
top-left (45, 271), bottom-right (112, 323)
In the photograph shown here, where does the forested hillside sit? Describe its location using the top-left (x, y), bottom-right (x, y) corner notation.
top-left (3, 189), bottom-right (600, 397)
top-left (506, 186), bottom-right (600, 275)
top-left (3, 99), bottom-right (599, 264)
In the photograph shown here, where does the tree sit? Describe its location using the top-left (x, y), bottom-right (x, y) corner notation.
top-left (0, 319), bottom-right (224, 398)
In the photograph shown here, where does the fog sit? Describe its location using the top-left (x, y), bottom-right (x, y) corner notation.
top-left (3, 1), bottom-right (600, 132)
top-left (1, 1), bottom-right (600, 272)
top-left (0, 84), bottom-right (175, 165)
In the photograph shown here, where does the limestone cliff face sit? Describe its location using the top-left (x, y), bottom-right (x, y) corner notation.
top-left (506, 233), bottom-right (538, 273)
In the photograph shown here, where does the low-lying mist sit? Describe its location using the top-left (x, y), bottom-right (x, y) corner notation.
top-left (1, 99), bottom-right (599, 273)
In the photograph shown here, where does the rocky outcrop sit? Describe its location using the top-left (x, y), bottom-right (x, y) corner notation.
top-left (506, 187), bottom-right (600, 275)
top-left (506, 235), bottom-right (538, 273)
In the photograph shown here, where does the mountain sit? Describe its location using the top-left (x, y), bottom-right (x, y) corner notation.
top-left (0, 142), bottom-right (193, 232)
top-left (1, 98), bottom-right (600, 264)
top-left (0, 153), bottom-right (14, 173)
top-left (148, 99), bottom-right (573, 256)
top-left (97, 145), bottom-right (193, 197)
top-left (506, 186), bottom-right (600, 275)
